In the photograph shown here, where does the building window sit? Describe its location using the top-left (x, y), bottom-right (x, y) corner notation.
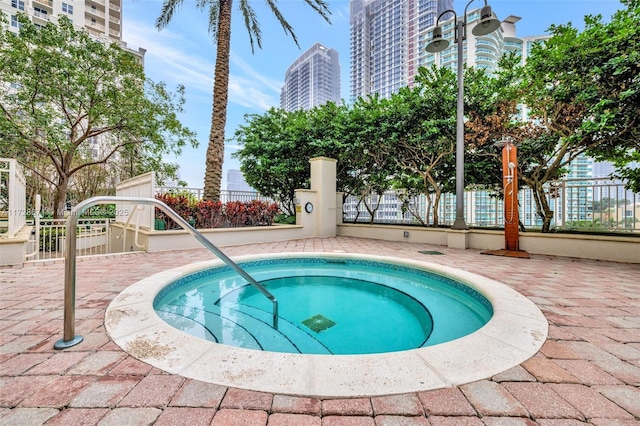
top-left (11, 0), bottom-right (25, 10)
top-left (11, 15), bottom-right (21, 28)
top-left (62, 3), bottom-right (73, 14)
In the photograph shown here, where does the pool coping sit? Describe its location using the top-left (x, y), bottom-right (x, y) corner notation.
top-left (104, 252), bottom-right (548, 398)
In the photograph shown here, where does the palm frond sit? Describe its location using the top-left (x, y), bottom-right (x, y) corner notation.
top-left (238, 0), bottom-right (262, 53)
top-left (264, 0), bottom-right (298, 47)
top-left (155, 0), bottom-right (187, 29)
top-left (206, 2), bottom-right (221, 40)
top-left (302, 0), bottom-right (332, 23)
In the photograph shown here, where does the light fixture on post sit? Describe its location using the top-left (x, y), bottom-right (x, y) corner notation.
top-left (425, 0), bottom-right (501, 230)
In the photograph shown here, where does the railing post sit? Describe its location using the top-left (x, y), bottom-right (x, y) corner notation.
top-left (54, 206), bottom-right (83, 349)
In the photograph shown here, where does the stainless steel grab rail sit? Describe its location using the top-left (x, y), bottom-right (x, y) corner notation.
top-left (53, 196), bottom-right (279, 350)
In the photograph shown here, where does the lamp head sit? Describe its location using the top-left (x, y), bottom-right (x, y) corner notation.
top-left (472, 5), bottom-right (501, 36)
top-left (425, 26), bottom-right (449, 53)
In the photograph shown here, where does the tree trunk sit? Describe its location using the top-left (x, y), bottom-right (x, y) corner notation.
top-left (203, 0), bottom-right (232, 201)
top-left (533, 181), bottom-right (554, 232)
top-left (432, 188), bottom-right (442, 227)
top-left (363, 192), bottom-right (382, 224)
top-left (53, 175), bottom-right (69, 220)
top-left (352, 196), bottom-right (362, 224)
top-left (426, 173), bottom-right (440, 227)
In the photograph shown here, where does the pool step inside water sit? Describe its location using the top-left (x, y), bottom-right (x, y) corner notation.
top-left (157, 303), bottom-right (332, 354)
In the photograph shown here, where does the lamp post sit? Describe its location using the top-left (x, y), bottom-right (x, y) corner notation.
top-left (425, 0), bottom-right (501, 230)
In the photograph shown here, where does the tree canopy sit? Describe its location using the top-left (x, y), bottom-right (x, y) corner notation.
top-left (232, 103), bottom-right (348, 215)
top-left (507, 0), bottom-right (640, 230)
top-left (0, 15), bottom-right (197, 217)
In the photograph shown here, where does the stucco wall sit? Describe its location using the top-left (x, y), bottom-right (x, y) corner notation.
top-left (337, 224), bottom-right (639, 264)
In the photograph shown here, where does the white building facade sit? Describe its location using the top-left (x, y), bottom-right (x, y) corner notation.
top-left (1, 0), bottom-right (143, 57)
top-left (419, 11), bottom-right (549, 75)
top-left (280, 42), bottom-right (341, 112)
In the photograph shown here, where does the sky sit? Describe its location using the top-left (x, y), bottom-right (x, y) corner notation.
top-left (121, 0), bottom-right (624, 188)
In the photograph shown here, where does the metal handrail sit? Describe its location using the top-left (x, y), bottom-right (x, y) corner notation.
top-left (54, 196), bottom-right (278, 350)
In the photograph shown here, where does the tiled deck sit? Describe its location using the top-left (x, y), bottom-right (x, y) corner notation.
top-left (1, 237), bottom-right (639, 425)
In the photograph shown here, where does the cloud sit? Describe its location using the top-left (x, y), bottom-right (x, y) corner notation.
top-left (230, 51), bottom-right (283, 93)
top-left (228, 77), bottom-right (277, 110)
top-left (123, 20), bottom-right (214, 91)
top-left (123, 18), bottom-right (280, 112)
top-left (226, 143), bottom-right (243, 151)
top-left (329, 2), bottom-right (349, 23)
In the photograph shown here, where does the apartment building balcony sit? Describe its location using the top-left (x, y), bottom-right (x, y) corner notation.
top-left (86, 17), bottom-right (105, 29)
top-left (32, 0), bottom-right (53, 10)
top-left (32, 9), bottom-right (50, 21)
top-left (87, 0), bottom-right (106, 6)
top-left (474, 42), bottom-right (499, 57)
top-left (108, 16), bottom-right (120, 31)
top-left (86, 21), bottom-right (106, 32)
top-left (109, 0), bottom-right (121, 12)
top-left (475, 55), bottom-right (499, 68)
top-left (109, 28), bottom-right (120, 38)
top-left (86, 8), bottom-right (105, 18)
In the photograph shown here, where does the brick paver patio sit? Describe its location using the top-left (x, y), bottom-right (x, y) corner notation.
top-left (1, 237), bottom-right (639, 425)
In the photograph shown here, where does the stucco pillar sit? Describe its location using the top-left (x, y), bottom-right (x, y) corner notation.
top-left (309, 157), bottom-right (337, 237)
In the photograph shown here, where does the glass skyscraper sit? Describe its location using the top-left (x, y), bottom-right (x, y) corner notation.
top-left (280, 43), bottom-right (341, 112)
top-left (349, 0), bottom-right (446, 102)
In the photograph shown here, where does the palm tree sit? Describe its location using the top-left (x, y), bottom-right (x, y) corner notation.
top-left (156, 0), bottom-right (331, 201)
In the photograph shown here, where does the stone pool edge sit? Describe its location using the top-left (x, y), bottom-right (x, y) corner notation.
top-left (104, 252), bottom-right (548, 398)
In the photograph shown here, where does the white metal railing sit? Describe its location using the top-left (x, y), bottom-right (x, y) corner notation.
top-left (1, 158), bottom-right (27, 238)
top-left (26, 217), bottom-right (113, 260)
top-left (33, 10), bottom-right (49, 20)
top-left (343, 177), bottom-right (639, 232)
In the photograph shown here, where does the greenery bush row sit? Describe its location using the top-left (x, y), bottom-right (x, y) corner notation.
top-left (154, 193), bottom-right (281, 230)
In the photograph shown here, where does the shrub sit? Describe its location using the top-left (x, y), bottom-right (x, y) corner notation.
top-left (154, 194), bottom-right (280, 230)
top-left (195, 199), bottom-right (224, 228)
top-left (155, 193), bottom-right (197, 229)
top-left (274, 213), bottom-right (296, 225)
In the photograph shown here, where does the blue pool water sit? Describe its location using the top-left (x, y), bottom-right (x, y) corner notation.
top-left (153, 257), bottom-right (493, 355)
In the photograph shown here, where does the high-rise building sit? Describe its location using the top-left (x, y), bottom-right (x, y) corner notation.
top-left (226, 169), bottom-right (254, 192)
top-left (350, 0), bottom-right (450, 102)
top-left (420, 11), bottom-right (548, 76)
top-left (280, 42), bottom-right (341, 112)
top-left (437, 0), bottom-right (454, 18)
top-left (84, 0), bottom-right (122, 43)
top-left (2, 0), bottom-right (142, 57)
